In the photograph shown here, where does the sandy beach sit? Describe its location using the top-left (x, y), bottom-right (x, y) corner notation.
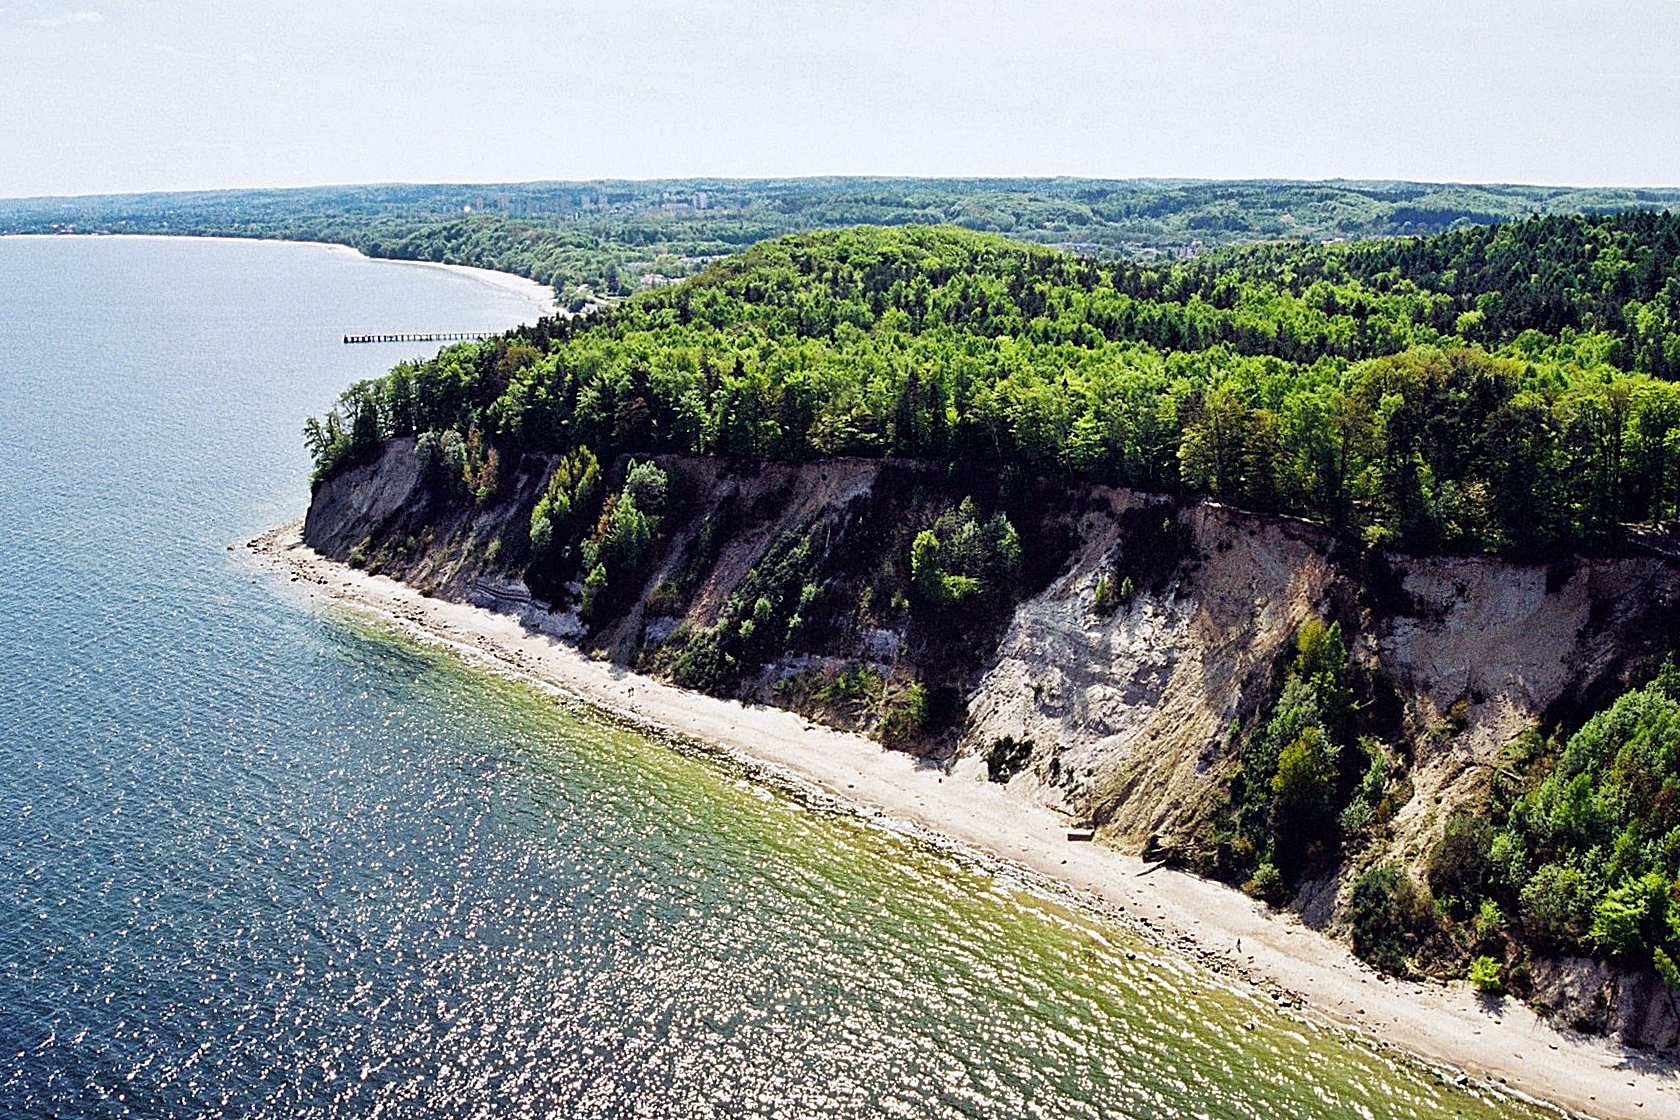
top-left (251, 521), bottom-right (1679, 1120)
top-left (329, 247), bottom-right (558, 318)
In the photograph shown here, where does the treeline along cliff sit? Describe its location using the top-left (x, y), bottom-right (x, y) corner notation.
top-left (303, 218), bottom-right (1680, 1047)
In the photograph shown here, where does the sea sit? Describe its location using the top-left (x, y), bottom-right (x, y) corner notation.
top-left (0, 235), bottom-right (1545, 1119)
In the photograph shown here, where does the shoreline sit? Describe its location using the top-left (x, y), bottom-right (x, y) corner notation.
top-left (250, 522), bottom-right (1677, 1120)
top-left (319, 244), bottom-right (559, 318)
top-left (0, 232), bottom-right (558, 319)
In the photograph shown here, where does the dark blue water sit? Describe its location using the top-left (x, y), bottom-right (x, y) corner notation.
top-left (0, 236), bottom-right (1539, 1119)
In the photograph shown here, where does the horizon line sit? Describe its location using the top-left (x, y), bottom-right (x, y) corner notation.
top-left (7, 173), bottom-right (1680, 206)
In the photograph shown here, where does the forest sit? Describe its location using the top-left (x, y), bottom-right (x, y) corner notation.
top-left (308, 214), bottom-right (1680, 555)
top-left (6, 176), bottom-right (1680, 305)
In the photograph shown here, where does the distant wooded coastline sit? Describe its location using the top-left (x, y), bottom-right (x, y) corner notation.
top-left (3, 176), bottom-right (1676, 307)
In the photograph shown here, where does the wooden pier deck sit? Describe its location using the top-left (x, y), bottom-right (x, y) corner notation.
top-left (342, 332), bottom-right (498, 345)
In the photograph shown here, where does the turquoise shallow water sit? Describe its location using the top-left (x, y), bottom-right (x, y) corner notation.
top-left (0, 236), bottom-right (1545, 1119)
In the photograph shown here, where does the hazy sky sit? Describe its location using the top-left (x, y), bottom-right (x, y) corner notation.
top-left (3, 0), bottom-right (1678, 198)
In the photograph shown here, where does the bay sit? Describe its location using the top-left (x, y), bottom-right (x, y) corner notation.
top-left (0, 235), bottom-right (1540, 1119)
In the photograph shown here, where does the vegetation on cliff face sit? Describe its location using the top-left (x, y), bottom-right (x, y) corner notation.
top-left (1421, 665), bottom-right (1680, 997)
top-left (1288, 658), bottom-right (1680, 1015)
top-left (1211, 620), bottom-right (1371, 892)
top-left (1194, 604), bottom-right (1680, 1005)
top-left (645, 463), bottom-right (1047, 753)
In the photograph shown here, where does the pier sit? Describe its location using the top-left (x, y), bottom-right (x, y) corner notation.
top-left (343, 331), bottom-right (498, 345)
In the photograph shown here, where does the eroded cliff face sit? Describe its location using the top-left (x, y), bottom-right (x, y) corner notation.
top-left (962, 507), bottom-right (1680, 861)
top-left (308, 442), bottom-right (1680, 844)
top-left (305, 438), bottom-right (1680, 1046)
top-left (1374, 557), bottom-right (1679, 885)
top-left (304, 442), bottom-right (1086, 749)
top-left (304, 440), bottom-right (585, 635)
top-left (957, 502), bottom-right (1341, 845)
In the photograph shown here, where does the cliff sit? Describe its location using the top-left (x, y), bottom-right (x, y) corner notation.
top-left (306, 437), bottom-right (1680, 1047)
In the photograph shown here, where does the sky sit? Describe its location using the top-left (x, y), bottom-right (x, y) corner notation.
top-left (2, 0), bottom-right (1678, 198)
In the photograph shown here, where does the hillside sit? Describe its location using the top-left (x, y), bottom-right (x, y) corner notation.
top-left (4, 176), bottom-right (1679, 304)
top-left (299, 220), bottom-right (1680, 1047)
